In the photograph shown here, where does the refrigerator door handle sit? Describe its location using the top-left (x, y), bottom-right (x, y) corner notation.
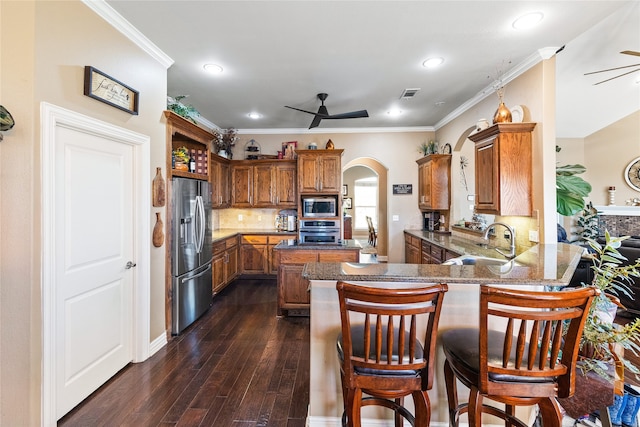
top-left (195, 195), bottom-right (205, 253)
top-left (180, 263), bottom-right (211, 284)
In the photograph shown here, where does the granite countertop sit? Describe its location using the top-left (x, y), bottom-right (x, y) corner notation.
top-left (211, 228), bottom-right (296, 243)
top-left (273, 239), bottom-right (363, 250)
top-left (302, 241), bottom-right (584, 286)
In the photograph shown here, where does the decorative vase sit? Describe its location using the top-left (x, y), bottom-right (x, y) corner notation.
top-left (493, 102), bottom-right (512, 124)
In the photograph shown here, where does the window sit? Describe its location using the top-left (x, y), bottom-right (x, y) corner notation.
top-left (353, 177), bottom-right (378, 230)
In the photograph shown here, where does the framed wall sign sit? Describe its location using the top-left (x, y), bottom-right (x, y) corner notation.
top-left (344, 197), bottom-right (352, 209)
top-left (84, 66), bottom-right (139, 115)
top-left (392, 184), bottom-right (413, 195)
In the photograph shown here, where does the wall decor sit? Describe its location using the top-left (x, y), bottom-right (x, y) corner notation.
top-left (344, 197), bottom-right (352, 209)
top-left (342, 185), bottom-right (348, 196)
top-left (152, 167), bottom-right (166, 207)
top-left (0, 105), bottom-right (15, 142)
top-left (84, 66), bottom-right (139, 115)
top-left (152, 212), bottom-right (164, 247)
top-left (392, 184), bottom-right (412, 195)
top-left (625, 157), bottom-right (640, 192)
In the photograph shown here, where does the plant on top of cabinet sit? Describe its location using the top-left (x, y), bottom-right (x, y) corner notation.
top-left (468, 122), bottom-right (536, 216)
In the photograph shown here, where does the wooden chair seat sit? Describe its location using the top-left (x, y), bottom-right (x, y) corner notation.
top-left (442, 285), bottom-right (598, 427)
top-left (336, 280), bottom-right (448, 427)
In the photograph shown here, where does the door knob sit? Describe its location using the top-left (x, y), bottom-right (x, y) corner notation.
top-left (125, 261), bottom-right (137, 269)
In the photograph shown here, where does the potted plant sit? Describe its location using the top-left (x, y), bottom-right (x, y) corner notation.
top-left (556, 146), bottom-right (592, 217)
top-left (577, 231), bottom-right (640, 382)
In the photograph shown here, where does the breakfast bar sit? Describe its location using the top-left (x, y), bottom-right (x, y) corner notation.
top-left (302, 243), bottom-right (585, 426)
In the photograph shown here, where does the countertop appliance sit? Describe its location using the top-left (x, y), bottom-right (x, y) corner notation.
top-left (299, 219), bottom-right (341, 244)
top-left (301, 196), bottom-right (338, 218)
top-left (171, 177), bottom-right (213, 334)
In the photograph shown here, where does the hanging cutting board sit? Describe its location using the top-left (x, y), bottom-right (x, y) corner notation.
top-left (152, 212), bottom-right (164, 247)
top-left (152, 167), bottom-right (166, 207)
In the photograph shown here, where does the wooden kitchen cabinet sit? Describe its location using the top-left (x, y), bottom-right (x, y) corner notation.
top-left (268, 234), bottom-right (294, 274)
top-left (404, 232), bottom-right (421, 264)
top-left (468, 123), bottom-right (536, 216)
top-left (296, 149), bottom-right (343, 194)
top-left (240, 235), bottom-right (269, 274)
top-left (231, 160), bottom-right (297, 208)
top-left (275, 246), bottom-right (359, 316)
top-left (212, 236), bottom-right (238, 294)
top-left (210, 155), bottom-right (230, 208)
top-left (416, 154), bottom-right (451, 210)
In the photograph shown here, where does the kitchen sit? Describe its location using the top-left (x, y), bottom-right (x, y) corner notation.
top-left (2, 1), bottom-right (639, 425)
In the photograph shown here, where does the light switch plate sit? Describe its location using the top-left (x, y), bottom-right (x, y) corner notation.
top-left (392, 215), bottom-right (399, 221)
top-left (529, 230), bottom-right (539, 242)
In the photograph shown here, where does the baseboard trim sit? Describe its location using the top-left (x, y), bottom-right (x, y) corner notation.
top-left (148, 331), bottom-right (167, 358)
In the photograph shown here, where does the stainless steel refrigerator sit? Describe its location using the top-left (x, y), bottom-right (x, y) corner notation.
top-left (171, 177), bottom-right (213, 334)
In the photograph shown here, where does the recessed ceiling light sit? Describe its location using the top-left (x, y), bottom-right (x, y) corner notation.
top-left (422, 57), bottom-right (444, 69)
top-left (512, 12), bottom-right (544, 30)
top-left (248, 112), bottom-right (262, 119)
top-left (203, 63), bottom-right (223, 74)
top-left (387, 109), bottom-right (403, 116)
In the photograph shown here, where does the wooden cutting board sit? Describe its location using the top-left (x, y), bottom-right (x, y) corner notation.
top-left (152, 212), bottom-right (164, 247)
top-left (152, 167), bottom-right (166, 207)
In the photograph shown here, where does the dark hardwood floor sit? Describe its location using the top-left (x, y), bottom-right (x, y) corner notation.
top-left (59, 278), bottom-right (310, 427)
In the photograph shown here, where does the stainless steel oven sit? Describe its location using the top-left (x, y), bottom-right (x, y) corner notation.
top-left (298, 219), bottom-right (341, 244)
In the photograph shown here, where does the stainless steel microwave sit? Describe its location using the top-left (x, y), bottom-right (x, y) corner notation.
top-left (301, 196), bottom-right (338, 218)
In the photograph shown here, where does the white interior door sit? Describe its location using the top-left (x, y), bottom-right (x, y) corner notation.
top-left (40, 103), bottom-right (151, 423)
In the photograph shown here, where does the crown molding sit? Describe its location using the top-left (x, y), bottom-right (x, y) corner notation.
top-left (82, 0), bottom-right (174, 68)
top-left (237, 126), bottom-right (434, 135)
top-left (434, 47), bottom-right (560, 130)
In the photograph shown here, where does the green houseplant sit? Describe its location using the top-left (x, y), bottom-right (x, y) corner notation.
top-left (556, 146), bottom-right (592, 217)
top-left (578, 231), bottom-right (640, 382)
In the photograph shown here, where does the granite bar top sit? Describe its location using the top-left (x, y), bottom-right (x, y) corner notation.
top-left (273, 239), bottom-right (363, 251)
top-left (302, 242), bottom-right (584, 286)
top-left (211, 228), bottom-right (296, 243)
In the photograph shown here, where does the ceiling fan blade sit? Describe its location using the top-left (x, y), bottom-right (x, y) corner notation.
top-left (285, 105), bottom-right (328, 116)
top-left (309, 115), bottom-right (323, 129)
top-left (593, 67), bottom-right (640, 85)
top-left (622, 50), bottom-right (640, 57)
top-left (326, 110), bottom-right (369, 120)
top-left (585, 63), bottom-right (640, 75)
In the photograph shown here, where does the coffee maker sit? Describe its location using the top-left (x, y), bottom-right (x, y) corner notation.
top-left (422, 211), bottom-right (441, 231)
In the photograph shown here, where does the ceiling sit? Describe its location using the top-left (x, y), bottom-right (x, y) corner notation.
top-left (105, 1), bottom-right (640, 136)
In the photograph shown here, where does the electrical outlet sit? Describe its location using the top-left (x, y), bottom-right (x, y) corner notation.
top-left (529, 230), bottom-right (539, 242)
top-left (258, 215), bottom-right (262, 222)
top-left (238, 214), bottom-right (243, 221)
top-left (392, 215), bottom-right (399, 221)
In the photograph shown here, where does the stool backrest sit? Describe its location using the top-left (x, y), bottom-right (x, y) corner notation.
top-left (479, 285), bottom-right (598, 398)
top-left (337, 281), bottom-right (448, 389)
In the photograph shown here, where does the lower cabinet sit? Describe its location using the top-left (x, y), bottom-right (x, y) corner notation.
top-left (404, 232), bottom-right (421, 264)
top-left (405, 232), bottom-right (462, 265)
top-left (240, 234), bottom-right (296, 275)
top-left (212, 236), bottom-right (238, 294)
top-left (275, 248), bottom-right (359, 316)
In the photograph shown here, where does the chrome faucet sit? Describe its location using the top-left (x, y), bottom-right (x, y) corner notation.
top-left (483, 222), bottom-right (517, 259)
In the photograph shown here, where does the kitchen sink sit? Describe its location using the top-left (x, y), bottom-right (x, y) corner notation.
top-left (442, 255), bottom-right (520, 272)
top-left (475, 242), bottom-right (490, 248)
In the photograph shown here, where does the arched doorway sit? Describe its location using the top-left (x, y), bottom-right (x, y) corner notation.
top-left (343, 158), bottom-right (388, 260)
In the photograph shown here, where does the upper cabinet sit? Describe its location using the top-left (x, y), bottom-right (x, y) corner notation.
top-left (231, 160), bottom-right (297, 208)
top-left (416, 154), bottom-right (451, 211)
top-left (210, 154), bottom-right (231, 208)
top-left (296, 149), bottom-right (343, 194)
top-left (164, 111), bottom-right (213, 181)
top-left (468, 123), bottom-right (536, 216)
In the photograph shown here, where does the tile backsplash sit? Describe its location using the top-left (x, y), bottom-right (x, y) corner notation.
top-left (599, 215), bottom-right (640, 237)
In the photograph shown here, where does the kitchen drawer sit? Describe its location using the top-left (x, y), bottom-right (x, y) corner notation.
top-left (318, 250), bottom-right (358, 262)
top-left (410, 236), bottom-right (421, 248)
top-left (268, 235), bottom-right (292, 244)
top-left (278, 250), bottom-right (318, 264)
top-left (430, 245), bottom-right (444, 262)
top-left (213, 241), bottom-right (227, 255)
top-left (225, 236), bottom-right (238, 249)
top-left (242, 235), bottom-right (268, 244)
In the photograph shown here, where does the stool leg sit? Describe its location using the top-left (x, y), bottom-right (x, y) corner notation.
top-left (444, 360), bottom-right (460, 427)
top-left (413, 390), bottom-right (432, 427)
top-left (506, 404), bottom-right (515, 427)
top-left (395, 397), bottom-right (403, 427)
top-left (345, 388), bottom-right (362, 427)
top-left (468, 386), bottom-right (483, 427)
top-left (537, 397), bottom-right (562, 427)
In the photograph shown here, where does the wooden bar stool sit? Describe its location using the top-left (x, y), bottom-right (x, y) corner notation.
top-left (336, 281), bottom-right (448, 427)
top-left (442, 285), bottom-right (598, 427)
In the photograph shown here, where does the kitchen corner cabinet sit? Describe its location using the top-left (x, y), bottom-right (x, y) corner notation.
top-left (416, 154), bottom-right (451, 210)
top-left (468, 123), bottom-right (536, 216)
top-left (239, 234), bottom-right (295, 275)
top-left (275, 247), bottom-right (359, 316)
top-left (404, 233), bottom-right (421, 264)
top-left (164, 110), bottom-right (213, 181)
top-left (231, 160), bottom-right (297, 208)
top-left (296, 149), bottom-right (344, 194)
top-left (210, 155), bottom-right (231, 208)
top-left (212, 236), bottom-right (238, 294)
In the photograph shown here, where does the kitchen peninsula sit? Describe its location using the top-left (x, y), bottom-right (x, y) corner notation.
top-left (303, 242), bottom-right (584, 426)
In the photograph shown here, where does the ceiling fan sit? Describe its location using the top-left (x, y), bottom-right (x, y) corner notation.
top-left (585, 50), bottom-right (640, 85)
top-left (285, 93), bottom-right (369, 129)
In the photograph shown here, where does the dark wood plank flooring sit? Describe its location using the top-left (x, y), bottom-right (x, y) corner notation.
top-left (59, 278), bottom-right (310, 427)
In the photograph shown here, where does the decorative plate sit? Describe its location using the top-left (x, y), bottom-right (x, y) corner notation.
top-left (510, 105), bottom-right (524, 123)
top-left (625, 157), bottom-right (640, 192)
